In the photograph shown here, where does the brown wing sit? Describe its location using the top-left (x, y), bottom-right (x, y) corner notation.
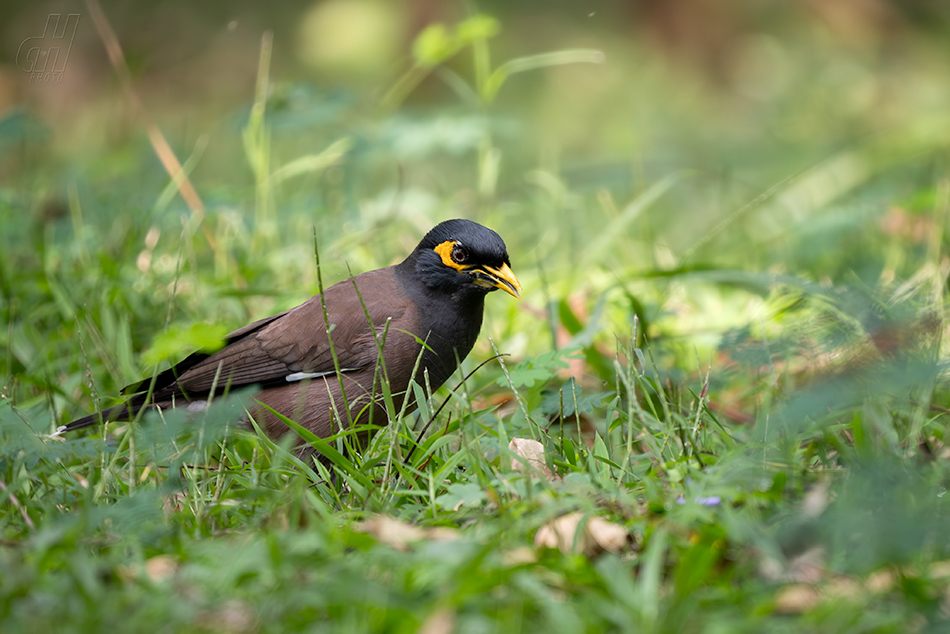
top-left (149, 267), bottom-right (409, 400)
top-left (120, 309), bottom-right (292, 396)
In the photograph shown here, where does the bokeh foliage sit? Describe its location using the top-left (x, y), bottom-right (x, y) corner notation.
top-left (4, 1), bottom-right (950, 632)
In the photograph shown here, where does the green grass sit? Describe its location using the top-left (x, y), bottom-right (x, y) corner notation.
top-left (5, 5), bottom-right (950, 633)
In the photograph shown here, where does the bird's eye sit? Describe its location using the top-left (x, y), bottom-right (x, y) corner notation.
top-left (451, 244), bottom-right (468, 264)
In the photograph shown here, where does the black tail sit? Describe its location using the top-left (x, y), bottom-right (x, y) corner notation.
top-left (54, 400), bottom-right (144, 436)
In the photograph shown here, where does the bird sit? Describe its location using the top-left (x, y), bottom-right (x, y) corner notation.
top-left (58, 219), bottom-right (521, 461)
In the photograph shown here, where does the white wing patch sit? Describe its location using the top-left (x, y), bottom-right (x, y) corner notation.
top-left (285, 369), bottom-right (356, 382)
top-left (186, 400), bottom-right (208, 413)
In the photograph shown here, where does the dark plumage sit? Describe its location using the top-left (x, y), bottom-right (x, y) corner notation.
top-left (59, 219), bottom-right (521, 460)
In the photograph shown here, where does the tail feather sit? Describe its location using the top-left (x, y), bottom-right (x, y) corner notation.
top-left (55, 399), bottom-right (146, 436)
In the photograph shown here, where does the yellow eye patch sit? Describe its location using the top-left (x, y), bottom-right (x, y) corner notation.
top-left (433, 240), bottom-right (469, 272)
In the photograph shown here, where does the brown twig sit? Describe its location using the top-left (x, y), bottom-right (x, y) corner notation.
top-left (403, 353), bottom-right (508, 465)
top-left (84, 0), bottom-right (206, 218)
top-left (0, 479), bottom-right (35, 531)
top-left (416, 412), bottom-right (452, 472)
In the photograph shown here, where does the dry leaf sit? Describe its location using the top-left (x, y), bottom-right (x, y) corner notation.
top-left (418, 609), bottom-right (456, 634)
top-left (358, 516), bottom-right (425, 550)
top-left (824, 576), bottom-right (864, 599)
top-left (473, 392), bottom-right (518, 418)
top-left (117, 554), bottom-right (178, 584)
top-left (163, 491), bottom-right (187, 516)
top-left (535, 512), bottom-right (627, 556)
top-left (535, 513), bottom-right (582, 553)
top-left (145, 555), bottom-right (178, 583)
top-left (501, 546), bottom-right (539, 566)
top-left (509, 438), bottom-right (555, 479)
top-left (785, 546), bottom-right (826, 584)
top-left (801, 481), bottom-right (830, 517)
top-left (930, 560), bottom-right (950, 580)
top-left (195, 599), bottom-right (257, 634)
top-left (774, 584), bottom-right (821, 614)
top-left (587, 516), bottom-right (628, 552)
top-left (759, 546), bottom-right (826, 583)
top-left (356, 515), bottom-right (459, 551)
top-left (866, 569), bottom-right (897, 593)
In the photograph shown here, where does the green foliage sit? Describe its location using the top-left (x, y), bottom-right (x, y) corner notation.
top-left (4, 3), bottom-right (950, 633)
top-left (499, 348), bottom-right (578, 389)
top-left (141, 322), bottom-right (229, 367)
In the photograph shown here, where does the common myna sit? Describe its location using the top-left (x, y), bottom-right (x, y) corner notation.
top-left (59, 219), bottom-right (521, 458)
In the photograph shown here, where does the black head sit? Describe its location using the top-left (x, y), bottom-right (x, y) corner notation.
top-left (409, 219), bottom-right (521, 298)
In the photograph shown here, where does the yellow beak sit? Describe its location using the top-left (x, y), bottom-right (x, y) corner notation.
top-left (473, 262), bottom-right (522, 298)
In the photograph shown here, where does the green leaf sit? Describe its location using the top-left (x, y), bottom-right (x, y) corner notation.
top-left (141, 322), bottom-right (229, 366)
top-left (267, 137), bottom-right (353, 185)
top-left (497, 348), bottom-right (582, 389)
top-left (437, 482), bottom-right (487, 510)
top-left (455, 14), bottom-right (500, 43)
top-left (482, 48), bottom-right (604, 103)
top-left (412, 24), bottom-right (460, 68)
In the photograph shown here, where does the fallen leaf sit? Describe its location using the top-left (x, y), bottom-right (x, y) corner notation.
top-left (930, 560), bottom-right (950, 579)
top-left (501, 546), bottom-right (538, 566)
top-left (163, 491), bottom-right (187, 516)
top-left (759, 546), bottom-right (826, 583)
top-left (473, 392), bottom-right (518, 418)
top-left (418, 608), bottom-right (456, 634)
top-left (145, 555), bottom-right (178, 583)
top-left (195, 599), bottom-right (257, 634)
top-left (866, 569), bottom-right (897, 593)
top-left (824, 576), bottom-right (864, 599)
top-left (801, 481), bottom-right (830, 517)
top-left (535, 512), bottom-right (627, 556)
top-left (356, 515), bottom-right (459, 551)
top-left (774, 584), bottom-right (820, 614)
top-left (587, 515), bottom-right (628, 552)
top-left (509, 438), bottom-right (555, 479)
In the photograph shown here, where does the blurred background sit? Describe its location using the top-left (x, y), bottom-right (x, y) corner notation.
top-left (8, 4), bottom-right (950, 623)
top-left (3, 0), bottom-right (950, 420)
